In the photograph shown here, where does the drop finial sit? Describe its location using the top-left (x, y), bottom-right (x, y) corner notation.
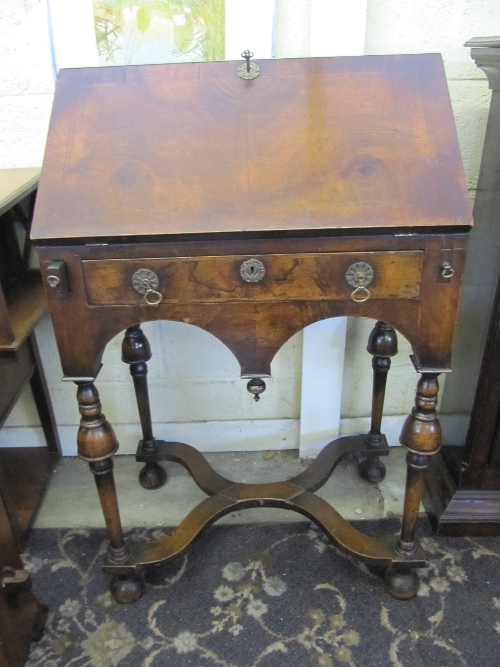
top-left (247, 378), bottom-right (266, 401)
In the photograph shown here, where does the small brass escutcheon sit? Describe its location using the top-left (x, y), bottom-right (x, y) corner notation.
top-left (238, 62), bottom-right (260, 80)
top-left (46, 259), bottom-right (69, 297)
top-left (132, 268), bottom-right (163, 306)
top-left (238, 50), bottom-right (260, 80)
top-left (346, 261), bottom-right (374, 303)
top-left (440, 261), bottom-right (455, 279)
top-left (240, 258), bottom-right (266, 283)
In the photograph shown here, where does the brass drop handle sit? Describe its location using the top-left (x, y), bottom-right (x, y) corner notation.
top-left (132, 269), bottom-right (163, 307)
top-left (346, 262), bottom-right (374, 303)
top-left (350, 285), bottom-right (371, 303)
top-left (441, 261), bottom-right (455, 280)
top-left (143, 286), bottom-right (163, 306)
top-left (46, 260), bottom-right (69, 298)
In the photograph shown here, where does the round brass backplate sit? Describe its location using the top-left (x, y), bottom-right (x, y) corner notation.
top-left (237, 62), bottom-right (260, 80)
top-left (240, 258), bottom-right (266, 283)
top-left (132, 268), bottom-right (159, 295)
top-left (345, 262), bottom-right (374, 289)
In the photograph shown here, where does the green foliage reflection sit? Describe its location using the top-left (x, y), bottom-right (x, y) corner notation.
top-left (93, 1), bottom-right (225, 65)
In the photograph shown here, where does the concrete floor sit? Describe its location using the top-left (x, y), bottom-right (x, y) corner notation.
top-left (34, 447), bottom-right (414, 529)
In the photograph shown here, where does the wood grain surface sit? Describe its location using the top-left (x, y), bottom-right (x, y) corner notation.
top-left (37, 233), bottom-right (467, 378)
top-left (32, 55), bottom-right (471, 241)
top-left (82, 251), bottom-right (423, 305)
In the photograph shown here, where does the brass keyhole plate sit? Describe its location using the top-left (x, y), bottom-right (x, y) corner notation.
top-left (240, 258), bottom-right (266, 283)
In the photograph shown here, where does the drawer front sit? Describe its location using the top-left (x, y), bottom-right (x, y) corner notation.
top-left (82, 251), bottom-right (423, 306)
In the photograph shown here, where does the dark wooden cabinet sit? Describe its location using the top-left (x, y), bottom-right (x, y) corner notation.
top-left (425, 39), bottom-right (500, 535)
top-left (0, 479), bottom-right (47, 667)
top-left (0, 169), bottom-right (61, 546)
top-left (0, 170), bottom-right (60, 664)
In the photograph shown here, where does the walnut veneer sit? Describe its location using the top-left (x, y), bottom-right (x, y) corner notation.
top-left (32, 54), bottom-right (471, 602)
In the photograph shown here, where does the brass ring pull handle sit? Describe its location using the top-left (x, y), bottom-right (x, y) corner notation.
top-left (441, 261), bottom-right (455, 279)
top-left (346, 262), bottom-right (374, 303)
top-left (143, 287), bottom-right (163, 307)
top-left (132, 269), bottom-right (163, 307)
top-left (350, 285), bottom-right (371, 303)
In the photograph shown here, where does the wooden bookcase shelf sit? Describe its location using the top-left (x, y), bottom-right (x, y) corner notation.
top-left (0, 168), bottom-right (57, 663)
top-left (0, 168), bottom-right (61, 547)
top-left (0, 272), bottom-right (47, 354)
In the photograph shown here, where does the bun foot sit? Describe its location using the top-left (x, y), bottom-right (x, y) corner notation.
top-left (359, 455), bottom-right (386, 483)
top-left (110, 574), bottom-right (145, 604)
top-left (139, 461), bottom-right (167, 490)
top-left (384, 564), bottom-right (419, 600)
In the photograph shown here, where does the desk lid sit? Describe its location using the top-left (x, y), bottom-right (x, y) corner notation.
top-left (32, 54), bottom-right (471, 242)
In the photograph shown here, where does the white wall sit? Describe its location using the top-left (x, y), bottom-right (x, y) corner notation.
top-left (1, 0), bottom-right (498, 455)
top-left (0, 0), bottom-right (54, 168)
top-left (363, 0), bottom-right (500, 444)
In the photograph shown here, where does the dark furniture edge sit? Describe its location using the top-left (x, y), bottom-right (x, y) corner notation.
top-left (464, 36), bottom-right (500, 48)
top-left (424, 451), bottom-right (500, 535)
top-left (31, 225), bottom-right (472, 247)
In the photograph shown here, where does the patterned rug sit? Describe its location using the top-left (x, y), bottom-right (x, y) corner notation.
top-left (25, 520), bottom-right (500, 667)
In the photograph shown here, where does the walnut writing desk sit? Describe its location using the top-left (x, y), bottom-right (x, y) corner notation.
top-left (32, 55), bottom-right (471, 602)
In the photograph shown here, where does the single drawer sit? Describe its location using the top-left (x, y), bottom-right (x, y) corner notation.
top-left (82, 251), bottom-right (423, 306)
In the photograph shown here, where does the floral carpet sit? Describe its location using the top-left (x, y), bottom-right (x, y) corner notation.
top-left (25, 520), bottom-right (500, 667)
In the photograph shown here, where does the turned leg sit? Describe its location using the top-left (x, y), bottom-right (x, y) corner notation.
top-left (385, 373), bottom-right (440, 599)
top-left (122, 325), bottom-right (167, 490)
top-left (76, 381), bottom-right (144, 603)
top-left (359, 321), bottom-right (398, 483)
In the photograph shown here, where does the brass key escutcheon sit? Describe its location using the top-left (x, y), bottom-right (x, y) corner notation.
top-left (240, 258), bottom-right (266, 283)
